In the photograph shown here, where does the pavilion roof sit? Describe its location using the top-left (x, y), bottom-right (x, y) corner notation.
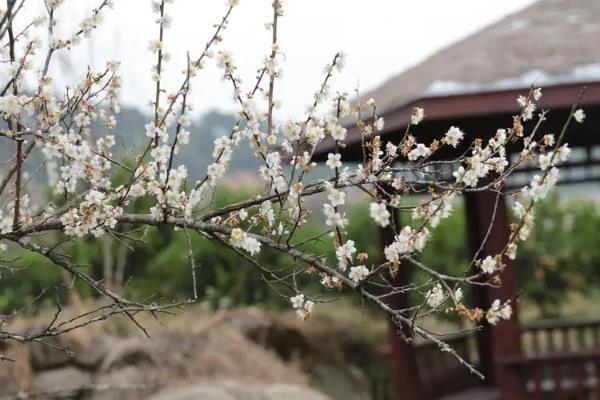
top-left (362, 0), bottom-right (600, 116)
top-left (313, 0), bottom-right (600, 163)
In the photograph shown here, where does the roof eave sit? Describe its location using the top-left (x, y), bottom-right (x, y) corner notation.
top-left (313, 80), bottom-right (600, 160)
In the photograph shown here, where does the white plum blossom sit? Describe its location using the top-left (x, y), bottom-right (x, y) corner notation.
top-left (528, 167), bottom-right (560, 201)
top-left (229, 228), bottom-right (261, 255)
top-left (60, 190), bottom-right (122, 238)
top-left (305, 120), bottom-right (325, 145)
top-left (260, 201), bottom-right (275, 226)
top-left (330, 124), bottom-right (347, 141)
top-left (442, 126), bottom-right (464, 148)
top-left (411, 197), bottom-right (454, 228)
top-left (290, 293), bottom-right (305, 309)
top-left (453, 166), bottom-right (478, 187)
top-left (369, 202), bottom-right (391, 227)
top-left (517, 95), bottom-right (536, 121)
top-left (573, 108), bottom-right (585, 123)
top-left (349, 265), bottom-right (370, 283)
top-left (148, 40), bottom-right (163, 53)
top-left (426, 283), bottom-right (445, 308)
top-left (327, 187), bottom-right (345, 207)
top-left (326, 153), bottom-right (342, 169)
top-left (454, 288), bottom-right (464, 302)
top-left (383, 226), bottom-right (428, 263)
top-left (323, 204), bottom-right (347, 228)
top-left (486, 299), bottom-right (513, 325)
top-left (0, 94), bottom-right (22, 116)
top-left (336, 240), bottom-right (356, 270)
top-left (480, 256), bottom-right (497, 274)
top-left (411, 107), bottom-right (425, 125)
top-left (538, 144), bottom-right (571, 170)
top-left (407, 143), bottom-right (431, 161)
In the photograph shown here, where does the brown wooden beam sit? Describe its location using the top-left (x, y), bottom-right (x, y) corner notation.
top-left (314, 81), bottom-right (600, 159)
top-left (379, 210), bottom-right (425, 400)
top-left (464, 190), bottom-right (526, 400)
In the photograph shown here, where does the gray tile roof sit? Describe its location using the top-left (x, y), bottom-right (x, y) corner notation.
top-left (366, 0), bottom-right (600, 114)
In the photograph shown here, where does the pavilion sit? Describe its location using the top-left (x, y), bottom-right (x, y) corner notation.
top-left (313, 0), bottom-right (600, 398)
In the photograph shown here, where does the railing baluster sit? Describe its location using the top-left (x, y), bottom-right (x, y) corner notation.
top-left (531, 330), bottom-right (539, 354)
top-left (576, 361), bottom-right (585, 400)
top-left (595, 360), bottom-right (600, 398)
top-left (532, 364), bottom-right (541, 400)
top-left (577, 326), bottom-right (586, 351)
top-left (550, 328), bottom-right (559, 353)
top-left (555, 363), bottom-right (565, 400)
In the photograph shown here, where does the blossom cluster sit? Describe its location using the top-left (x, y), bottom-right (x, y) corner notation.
top-left (0, 0), bottom-right (581, 367)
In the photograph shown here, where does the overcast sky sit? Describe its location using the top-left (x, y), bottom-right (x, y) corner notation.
top-left (29, 0), bottom-right (537, 118)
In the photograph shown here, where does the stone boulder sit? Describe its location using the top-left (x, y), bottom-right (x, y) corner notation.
top-left (32, 366), bottom-right (92, 397)
top-left (148, 381), bottom-right (331, 400)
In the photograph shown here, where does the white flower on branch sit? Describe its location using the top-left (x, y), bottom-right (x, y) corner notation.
top-left (426, 283), bottom-right (445, 308)
top-left (0, 94), bottom-right (22, 116)
top-left (411, 107), bottom-right (425, 125)
top-left (290, 293), bottom-right (305, 309)
top-left (573, 108), bottom-right (585, 123)
top-left (148, 40), bottom-right (163, 54)
top-left (383, 226), bottom-right (428, 263)
top-left (480, 256), bottom-right (497, 274)
top-left (327, 187), bottom-right (345, 207)
top-left (336, 240), bottom-right (356, 270)
top-left (442, 126), bottom-right (464, 148)
top-left (229, 228), bottom-right (261, 255)
top-left (326, 153), bottom-right (342, 169)
top-left (454, 288), bottom-right (464, 302)
top-left (407, 143), bottom-right (431, 161)
top-left (528, 167), bottom-right (560, 201)
top-left (517, 95), bottom-right (536, 121)
top-left (369, 202), bottom-right (391, 227)
top-left (486, 299), bottom-right (513, 325)
top-left (323, 204), bottom-right (347, 228)
top-left (349, 265), bottom-right (370, 283)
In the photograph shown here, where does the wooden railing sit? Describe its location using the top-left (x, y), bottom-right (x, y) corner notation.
top-left (512, 319), bottom-right (600, 399)
top-left (499, 350), bottom-right (600, 400)
top-left (367, 318), bottom-right (600, 400)
top-left (367, 331), bottom-right (481, 399)
top-left (414, 331), bottom-right (481, 399)
top-left (521, 318), bottom-right (600, 354)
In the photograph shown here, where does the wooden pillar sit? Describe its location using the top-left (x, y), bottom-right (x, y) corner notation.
top-left (464, 191), bottom-right (526, 400)
top-left (380, 211), bottom-right (425, 400)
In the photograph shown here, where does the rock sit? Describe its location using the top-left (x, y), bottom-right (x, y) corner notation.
top-left (148, 381), bottom-right (332, 400)
top-left (74, 336), bottom-right (111, 369)
top-left (32, 366), bottom-right (92, 397)
top-left (226, 310), bottom-right (311, 362)
top-left (99, 337), bottom-right (160, 372)
top-left (0, 342), bottom-right (32, 395)
top-left (91, 366), bottom-right (154, 400)
top-left (310, 363), bottom-right (371, 400)
top-left (28, 337), bottom-right (73, 371)
top-left (184, 327), bottom-right (308, 385)
top-left (262, 383), bottom-right (332, 400)
top-left (26, 327), bottom-right (110, 372)
top-left (148, 385), bottom-right (236, 400)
